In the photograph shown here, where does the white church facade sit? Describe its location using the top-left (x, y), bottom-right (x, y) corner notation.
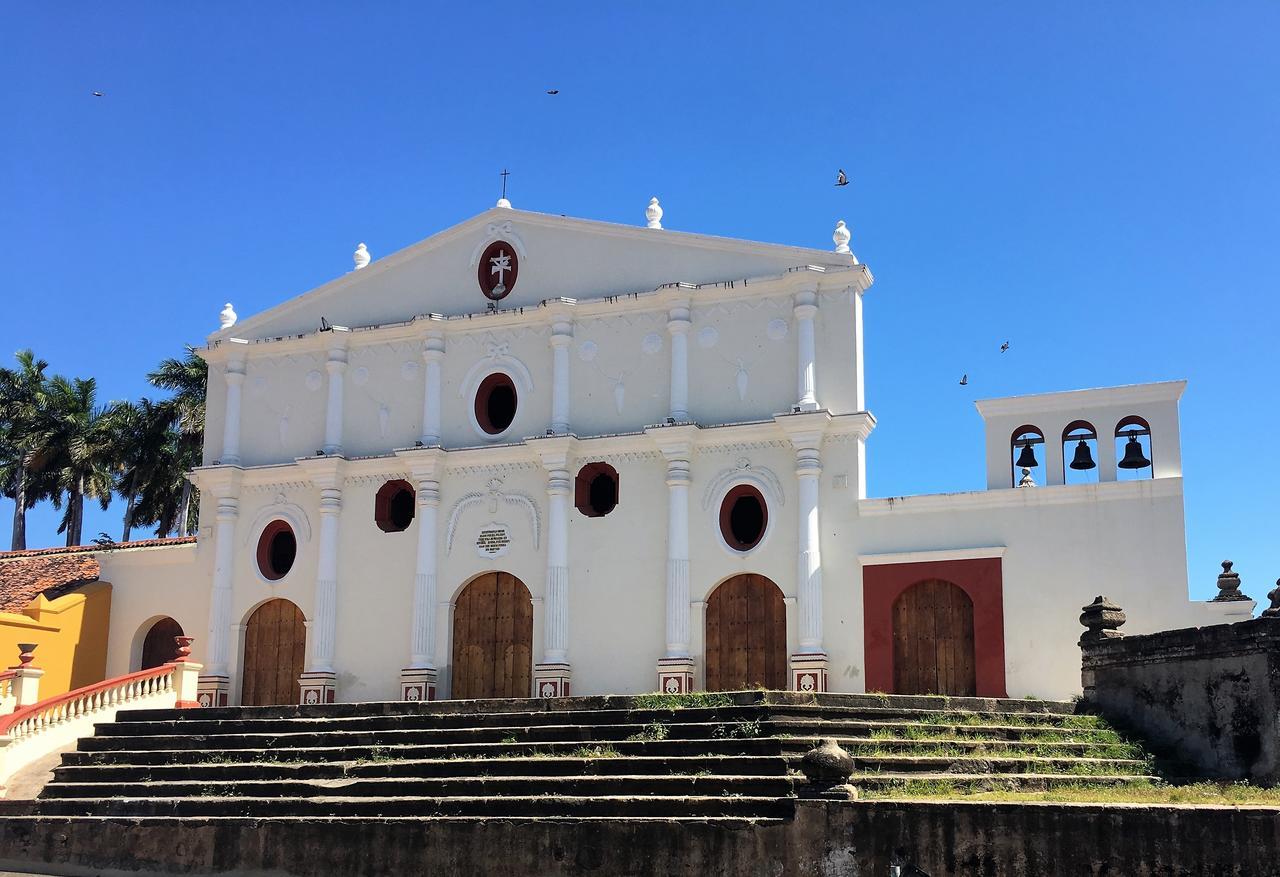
top-left (96, 200), bottom-right (1247, 706)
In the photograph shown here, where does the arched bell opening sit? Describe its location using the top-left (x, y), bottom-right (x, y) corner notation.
top-left (1009, 425), bottom-right (1045, 488)
top-left (1115, 415), bottom-right (1154, 480)
top-left (1062, 420), bottom-right (1099, 485)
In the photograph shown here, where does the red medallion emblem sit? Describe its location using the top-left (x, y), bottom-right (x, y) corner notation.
top-left (478, 241), bottom-right (518, 301)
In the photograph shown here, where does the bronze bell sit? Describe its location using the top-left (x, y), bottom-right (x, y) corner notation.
top-left (1117, 432), bottom-right (1151, 469)
top-left (1069, 439), bottom-right (1096, 471)
top-left (1014, 441), bottom-right (1039, 469)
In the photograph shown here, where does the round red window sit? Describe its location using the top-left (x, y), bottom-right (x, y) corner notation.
top-left (475, 373), bottom-right (518, 435)
top-left (478, 240), bottom-right (519, 301)
top-left (719, 485), bottom-right (768, 552)
top-left (256, 521), bottom-right (297, 581)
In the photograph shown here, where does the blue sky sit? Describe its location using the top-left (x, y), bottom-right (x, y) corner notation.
top-left (2, 4), bottom-right (1276, 602)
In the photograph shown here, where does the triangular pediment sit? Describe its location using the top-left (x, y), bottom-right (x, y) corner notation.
top-left (215, 207), bottom-right (855, 342)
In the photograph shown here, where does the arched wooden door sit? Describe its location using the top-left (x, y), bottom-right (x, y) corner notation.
top-left (140, 617), bottom-right (184, 670)
top-left (892, 579), bottom-right (976, 696)
top-left (705, 574), bottom-right (787, 691)
top-left (451, 572), bottom-right (533, 699)
top-left (241, 599), bottom-right (307, 706)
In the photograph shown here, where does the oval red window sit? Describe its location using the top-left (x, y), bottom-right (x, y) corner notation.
top-left (478, 241), bottom-right (519, 301)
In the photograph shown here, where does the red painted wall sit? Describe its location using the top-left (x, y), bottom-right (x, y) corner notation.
top-left (862, 557), bottom-right (1007, 698)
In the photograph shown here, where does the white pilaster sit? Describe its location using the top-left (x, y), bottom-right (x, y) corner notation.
top-left (777, 412), bottom-right (830, 692)
top-left (648, 425), bottom-right (698, 693)
top-left (395, 448), bottom-right (443, 701)
top-left (298, 457), bottom-right (344, 704)
top-left (794, 289), bottom-right (819, 412)
top-left (533, 436), bottom-right (574, 697)
top-left (667, 301), bottom-right (692, 422)
top-left (851, 288), bottom-right (866, 412)
top-left (322, 342), bottom-right (348, 456)
top-left (549, 311), bottom-right (573, 435)
top-left (220, 359), bottom-right (245, 465)
top-left (420, 331), bottom-right (445, 446)
top-left (192, 467), bottom-right (241, 707)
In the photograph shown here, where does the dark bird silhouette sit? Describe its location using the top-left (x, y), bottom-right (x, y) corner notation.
top-left (959, 374), bottom-right (969, 386)
top-left (835, 169), bottom-right (849, 187)
top-left (546, 89), bottom-right (559, 95)
top-left (91, 91), bottom-right (104, 97)
top-left (1000, 341), bottom-right (1010, 353)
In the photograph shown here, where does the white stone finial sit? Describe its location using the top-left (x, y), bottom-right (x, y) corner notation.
top-left (646, 197), bottom-right (664, 229)
top-left (219, 302), bottom-right (237, 330)
top-left (496, 196), bottom-right (512, 209)
top-left (833, 220), bottom-right (852, 255)
top-left (353, 242), bottom-right (370, 270)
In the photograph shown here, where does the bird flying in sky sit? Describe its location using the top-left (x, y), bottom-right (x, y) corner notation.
top-left (91, 91), bottom-right (104, 97)
top-left (835, 169), bottom-right (849, 187)
top-left (959, 374), bottom-right (969, 386)
top-left (1000, 341), bottom-right (1010, 352)
top-left (546, 89), bottom-right (559, 95)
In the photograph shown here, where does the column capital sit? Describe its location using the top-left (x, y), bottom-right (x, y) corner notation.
top-left (422, 332), bottom-right (446, 363)
top-left (318, 487), bottom-right (343, 516)
top-left (549, 328), bottom-right (573, 348)
top-left (325, 356), bottom-right (348, 374)
top-left (528, 434), bottom-right (576, 471)
top-left (645, 423), bottom-right (699, 461)
top-left (224, 367), bottom-right (246, 385)
top-left (667, 310), bottom-right (692, 333)
top-left (190, 465), bottom-right (243, 498)
top-left (416, 481), bottom-right (441, 508)
top-left (395, 445), bottom-right (446, 478)
top-left (215, 496), bottom-right (240, 522)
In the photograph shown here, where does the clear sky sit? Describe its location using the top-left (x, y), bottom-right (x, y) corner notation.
top-left (2, 4), bottom-right (1277, 602)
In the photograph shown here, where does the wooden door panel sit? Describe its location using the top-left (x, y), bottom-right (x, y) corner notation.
top-left (705, 575), bottom-right (786, 691)
top-left (242, 599), bottom-right (306, 706)
top-left (892, 580), bottom-right (976, 696)
top-left (451, 573), bottom-right (533, 699)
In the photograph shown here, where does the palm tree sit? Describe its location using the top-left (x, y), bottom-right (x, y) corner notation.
top-left (34, 376), bottom-right (117, 546)
top-left (109, 399), bottom-right (173, 542)
top-left (0, 350), bottom-right (53, 550)
top-left (146, 349), bottom-right (206, 537)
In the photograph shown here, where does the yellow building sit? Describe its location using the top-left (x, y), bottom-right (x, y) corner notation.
top-left (0, 545), bottom-right (114, 697)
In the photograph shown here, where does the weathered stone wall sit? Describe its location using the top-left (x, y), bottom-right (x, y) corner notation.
top-left (1082, 617), bottom-right (1280, 783)
top-left (0, 799), bottom-right (1278, 876)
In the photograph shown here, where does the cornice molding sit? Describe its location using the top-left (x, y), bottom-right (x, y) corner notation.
top-left (974, 381), bottom-right (1187, 419)
top-left (858, 476), bottom-right (1183, 517)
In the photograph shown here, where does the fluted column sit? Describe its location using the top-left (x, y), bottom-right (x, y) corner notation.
top-left (409, 481), bottom-right (440, 667)
top-left (221, 360), bottom-right (245, 465)
top-left (207, 497), bottom-right (238, 677)
top-left (667, 302), bottom-right (691, 421)
top-left (549, 318), bottom-right (573, 435)
top-left (297, 456), bottom-right (344, 704)
top-left (778, 413), bottom-right (830, 693)
top-left (795, 289), bottom-right (819, 412)
top-left (533, 437), bottom-right (574, 697)
top-left (195, 468), bottom-right (241, 708)
top-left (323, 345), bottom-right (348, 455)
top-left (648, 426), bottom-right (697, 694)
top-left (420, 332), bottom-right (445, 446)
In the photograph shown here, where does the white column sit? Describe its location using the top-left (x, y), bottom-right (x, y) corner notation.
top-left (795, 289), bottom-right (819, 412)
top-left (549, 320), bottom-right (572, 435)
top-left (323, 347), bottom-right (347, 455)
top-left (206, 496), bottom-right (239, 676)
top-left (408, 480), bottom-right (440, 667)
top-left (420, 333), bottom-right (444, 446)
top-left (667, 303), bottom-right (691, 422)
top-left (795, 446), bottom-right (824, 651)
top-left (664, 456), bottom-right (691, 657)
top-left (221, 362), bottom-right (245, 465)
top-left (543, 467), bottom-right (571, 662)
top-left (310, 488), bottom-right (342, 673)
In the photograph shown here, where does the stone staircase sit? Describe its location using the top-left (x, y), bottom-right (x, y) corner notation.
top-left (25, 691), bottom-right (1155, 820)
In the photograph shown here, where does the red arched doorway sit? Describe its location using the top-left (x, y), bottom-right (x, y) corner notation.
top-left (140, 617), bottom-right (184, 670)
top-left (451, 572), bottom-right (533, 699)
top-left (241, 599), bottom-right (307, 706)
top-left (705, 574), bottom-right (787, 691)
top-left (892, 579), bottom-right (976, 696)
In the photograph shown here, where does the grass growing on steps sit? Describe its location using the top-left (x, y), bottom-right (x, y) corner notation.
top-left (849, 739), bottom-right (1146, 760)
top-left (629, 692), bottom-right (736, 711)
top-left (860, 779), bottom-right (1280, 805)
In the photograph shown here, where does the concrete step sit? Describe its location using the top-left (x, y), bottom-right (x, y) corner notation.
top-left (851, 772), bottom-right (1159, 791)
top-left (781, 736), bottom-right (1139, 758)
top-left (844, 755), bottom-right (1148, 775)
top-left (59, 737), bottom-right (785, 767)
top-left (32, 793), bottom-right (797, 819)
top-left (51, 754), bottom-right (787, 785)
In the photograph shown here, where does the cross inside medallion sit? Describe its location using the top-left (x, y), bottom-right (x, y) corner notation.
top-left (478, 240), bottom-right (519, 301)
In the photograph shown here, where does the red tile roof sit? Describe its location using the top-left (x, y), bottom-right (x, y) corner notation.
top-left (0, 538), bottom-right (196, 613)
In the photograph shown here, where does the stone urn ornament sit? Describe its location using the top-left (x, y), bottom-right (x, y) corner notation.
top-left (798, 738), bottom-right (858, 800)
top-left (1263, 580), bottom-right (1280, 619)
top-left (1079, 596), bottom-right (1126, 645)
top-left (1212, 560), bottom-right (1251, 602)
top-left (174, 636), bottom-right (195, 660)
top-left (15, 643), bottom-right (37, 667)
